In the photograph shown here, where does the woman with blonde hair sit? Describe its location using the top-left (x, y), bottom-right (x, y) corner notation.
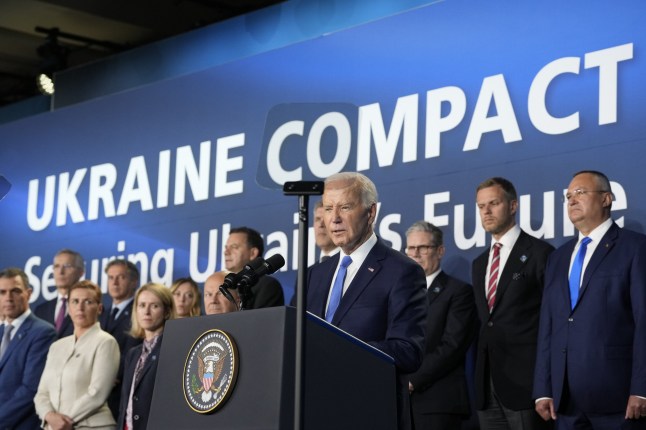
top-left (170, 277), bottom-right (201, 318)
top-left (117, 283), bottom-right (175, 430)
top-left (35, 280), bottom-right (119, 430)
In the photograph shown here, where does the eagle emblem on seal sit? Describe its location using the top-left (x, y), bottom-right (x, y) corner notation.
top-left (183, 329), bottom-right (239, 413)
top-left (198, 342), bottom-right (228, 402)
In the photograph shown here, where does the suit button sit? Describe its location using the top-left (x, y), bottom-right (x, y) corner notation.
top-left (568, 318), bottom-right (574, 322)
top-left (487, 321), bottom-right (493, 327)
top-left (134, 415), bottom-right (140, 420)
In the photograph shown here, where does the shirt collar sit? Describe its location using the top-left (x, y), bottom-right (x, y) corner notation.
top-left (338, 233), bottom-right (378, 269)
top-left (578, 217), bottom-right (613, 243)
top-left (143, 334), bottom-right (162, 353)
top-left (112, 296), bottom-right (134, 312)
top-left (426, 268), bottom-right (441, 289)
top-left (7, 308), bottom-right (31, 331)
top-left (491, 224), bottom-right (521, 249)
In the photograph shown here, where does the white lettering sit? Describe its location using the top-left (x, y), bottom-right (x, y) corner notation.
top-left (464, 74), bottom-right (522, 151)
top-left (357, 94), bottom-right (418, 171)
top-left (215, 133), bottom-right (245, 197)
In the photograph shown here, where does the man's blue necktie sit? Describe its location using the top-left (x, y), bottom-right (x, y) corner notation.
top-left (569, 237), bottom-right (592, 310)
top-left (325, 256), bottom-right (353, 322)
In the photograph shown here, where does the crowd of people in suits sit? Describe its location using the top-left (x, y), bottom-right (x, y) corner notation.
top-left (0, 226), bottom-right (284, 429)
top-left (1, 169), bottom-right (645, 430)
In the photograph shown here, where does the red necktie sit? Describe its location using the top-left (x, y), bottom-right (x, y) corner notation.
top-left (55, 297), bottom-right (67, 333)
top-left (487, 243), bottom-right (502, 312)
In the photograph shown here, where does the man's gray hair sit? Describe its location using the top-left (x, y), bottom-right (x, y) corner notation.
top-left (406, 221), bottom-right (443, 246)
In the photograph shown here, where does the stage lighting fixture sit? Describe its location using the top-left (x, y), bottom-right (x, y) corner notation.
top-left (37, 73), bottom-right (55, 95)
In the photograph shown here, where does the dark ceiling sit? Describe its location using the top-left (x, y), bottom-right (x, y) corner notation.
top-left (0, 0), bottom-right (282, 108)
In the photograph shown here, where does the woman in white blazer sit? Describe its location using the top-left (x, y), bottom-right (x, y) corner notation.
top-left (35, 280), bottom-right (120, 430)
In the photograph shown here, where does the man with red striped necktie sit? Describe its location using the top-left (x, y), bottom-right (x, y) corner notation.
top-left (472, 177), bottom-right (554, 430)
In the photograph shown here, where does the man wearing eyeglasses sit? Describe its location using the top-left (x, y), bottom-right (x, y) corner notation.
top-left (33, 249), bottom-right (85, 338)
top-left (405, 221), bottom-right (477, 430)
top-left (472, 177), bottom-right (554, 430)
top-left (534, 170), bottom-right (646, 429)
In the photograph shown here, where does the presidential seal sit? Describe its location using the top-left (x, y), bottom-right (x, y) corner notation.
top-left (183, 329), bottom-right (239, 413)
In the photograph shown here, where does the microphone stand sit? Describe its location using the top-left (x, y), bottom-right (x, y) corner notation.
top-left (283, 181), bottom-right (323, 430)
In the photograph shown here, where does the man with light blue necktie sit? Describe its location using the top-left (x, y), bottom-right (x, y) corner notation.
top-left (305, 172), bottom-right (427, 430)
top-left (534, 170), bottom-right (646, 429)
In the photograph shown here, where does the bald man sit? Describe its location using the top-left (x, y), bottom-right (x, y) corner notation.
top-left (203, 272), bottom-right (240, 315)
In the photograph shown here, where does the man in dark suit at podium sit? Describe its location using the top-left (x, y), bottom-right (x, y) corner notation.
top-left (305, 172), bottom-right (427, 430)
top-left (405, 221), bottom-right (476, 430)
top-left (33, 249), bottom-right (84, 338)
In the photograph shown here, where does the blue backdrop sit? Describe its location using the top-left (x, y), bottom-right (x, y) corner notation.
top-left (0, 0), bottom-right (644, 305)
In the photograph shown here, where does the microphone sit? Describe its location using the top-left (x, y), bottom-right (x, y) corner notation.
top-left (221, 255), bottom-right (286, 290)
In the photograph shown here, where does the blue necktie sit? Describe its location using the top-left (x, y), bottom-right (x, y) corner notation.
top-left (569, 237), bottom-right (591, 310)
top-left (325, 256), bottom-right (353, 322)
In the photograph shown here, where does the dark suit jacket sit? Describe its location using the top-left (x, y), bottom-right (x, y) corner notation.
top-left (306, 238), bottom-right (427, 430)
top-left (0, 313), bottom-right (57, 430)
top-left (100, 300), bottom-right (137, 353)
top-left (472, 230), bottom-right (554, 410)
top-left (118, 335), bottom-right (163, 430)
top-left (533, 222), bottom-right (646, 413)
top-left (99, 299), bottom-right (142, 420)
top-left (306, 238), bottom-right (427, 372)
top-left (408, 271), bottom-right (476, 416)
top-left (247, 275), bottom-right (284, 309)
top-left (33, 298), bottom-right (74, 338)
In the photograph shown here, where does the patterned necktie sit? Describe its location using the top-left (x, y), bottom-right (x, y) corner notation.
top-left (569, 237), bottom-right (592, 310)
top-left (55, 297), bottom-right (67, 333)
top-left (487, 243), bottom-right (502, 312)
top-left (0, 324), bottom-right (14, 360)
top-left (325, 256), bottom-right (353, 322)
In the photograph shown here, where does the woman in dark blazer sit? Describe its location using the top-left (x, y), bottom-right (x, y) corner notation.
top-left (118, 283), bottom-right (175, 430)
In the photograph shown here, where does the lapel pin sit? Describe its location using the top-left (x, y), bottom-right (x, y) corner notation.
top-left (520, 255), bottom-right (527, 263)
top-left (513, 272), bottom-right (522, 280)
top-left (432, 287), bottom-right (441, 293)
top-left (368, 267), bottom-right (374, 272)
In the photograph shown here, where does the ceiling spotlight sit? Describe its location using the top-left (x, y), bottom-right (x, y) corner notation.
top-left (37, 73), bottom-right (55, 95)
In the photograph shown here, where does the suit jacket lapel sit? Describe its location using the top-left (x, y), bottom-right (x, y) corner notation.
top-left (473, 250), bottom-right (490, 316)
top-left (428, 271), bottom-right (448, 304)
top-left (492, 232), bottom-right (531, 313)
top-left (0, 324), bottom-right (5, 369)
top-left (558, 239), bottom-right (578, 308)
top-left (134, 336), bottom-right (162, 390)
top-left (100, 303), bottom-right (112, 329)
top-left (331, 241), bottom-right (385, 325)
top-left (0, 314), bottom-right (33, 368)
top-left (576, 223), bottom-right (618, 307)
top-left (310, 255), bottom-right (338, 318)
